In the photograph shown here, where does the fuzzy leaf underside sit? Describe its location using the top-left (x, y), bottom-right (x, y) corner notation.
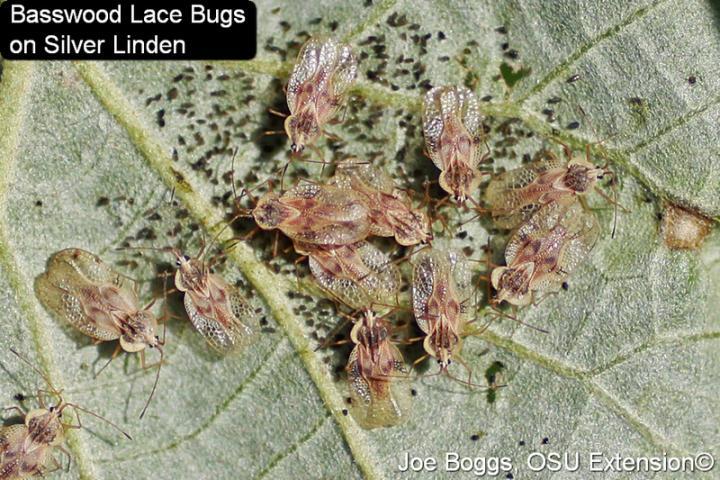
top-left (0, 1), bottom-right (718, 479)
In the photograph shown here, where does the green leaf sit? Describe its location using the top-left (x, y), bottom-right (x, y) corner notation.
top-left (1, 1), bottom-right (718, 479)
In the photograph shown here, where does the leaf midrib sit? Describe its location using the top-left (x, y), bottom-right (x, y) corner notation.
top-left (0, 62), bottom-right (97, 479)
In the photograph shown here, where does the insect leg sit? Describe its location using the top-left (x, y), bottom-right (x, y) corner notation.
top-left (1, 405), bottom-right (25, 417)
top-left (360, 244), bottom-right (429, 287)
top-left (272, 231), bottom-right (280, 258)
top-left (268, 108), bottom-right (287, 118)
top-left (95, 344), bottom-right (122, 378)
top-left (279, 161), bottom-right (290, 192)
top-left (532, 291), bottom-right (558, 307)
top-left (453, 354), bottom-right (475, 386)
top-left (292, 254), bottom-right (308, 292)
top-left (315, 311), bottom-right (355, 352)
top-left (555, 137), bottom-right (573, 161)
top-left (63, 403), bottom-right (132, 439)
top-left (410, 353), bottom-right (429, 371)
top-left (492, 305), bottom-right (549, 333)
top-left (322, 130), bottom-right (342, 142)
top-left (260, 129), bottom-right (285, 137)
top-left (138, 348), bottom-right (164, 370)
top-left (46, 451), bottom-right (65, 474)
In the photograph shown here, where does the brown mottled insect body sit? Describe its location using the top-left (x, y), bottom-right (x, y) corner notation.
top-left (253, 183), bottom-right (371, 246)
top-left (491, 199), bottom-right (600, 306)
top-left (422, 86), bottom-right (486, 203)
top-left (1, 349), bottom-right (130, 479)
top-left (1, 409), bottom-right (66, 480)
top-left (35, 248), bottom-right (163, 418)
top-left (168, 249), bottom-right (258, 354)
top-left (285, 37), bottom-right (358, 153)
top-left (331, 160), bottom-right (431, 246)
top-left (412, 248), bottom-right (472, 371)
top-left (35, 249), bottom-right (161, 355)
top-left (295, 240), bottom-right (400, 310)
top-left (347, 312), bottom-right (410, 429)
top-left (485, 149), bottom-right (609, 229)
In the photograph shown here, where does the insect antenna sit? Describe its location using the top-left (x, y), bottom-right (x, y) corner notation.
top-left (62, 403), bottom-right (132, 440)
top-left (94, 345), bottom-right (122, 378)
top-left (576, 106), bottom-right (621, 151)
top-left (309, 144), bottom-right (329, 178)
top-left (279, 148), bottom-right (344, 190)
top-left (488, 306), bottom-right (549, 334)
top-left (197, 222), bottom-right (236, 266)
top-left (570, 108), bottom-right (627, 240)
top-left (229, 148), bottom-right (286, 216)
top-left (612, 180), bottom-right (618, 239)
top-left (11, 347), bottom-right (133, 439)
top-left (268, 108), bottom-right (287, 118)
top-left (591, 184), bottom-right (628, 238)
top-left (446, 369), bottom-right (505, 390)
top-left (116, 244), bottom-right (177, 257)
top-left (139, 344), bottom-right (164, 420)
top-left (9, 348), bottom-right (60, 396)
top-left (411, 361), bottom-right (493, 390)
top-left (449, 355), bottom-right (492, 390)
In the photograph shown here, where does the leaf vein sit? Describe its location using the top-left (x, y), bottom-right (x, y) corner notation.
top-left (344, 0), bottom-right (399, 42)
top-left (623, 92), bottom-right (720, 156)
top-left (253, 414), bottom-right (331, 480)
top-left (99, 338), bottom-right (283, 464)
top-left (515, 0), bottom-right (668, 105)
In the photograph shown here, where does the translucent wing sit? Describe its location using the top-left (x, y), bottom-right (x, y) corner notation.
top-left (413, 247), bottom-right (471, 364)
top-left (411, 249), bottom-right (445, 334)
top-left (537, 202), bottom-right (600, 291)
top-left (333, 159), bottom-right (395, 194)
top-left (35, 249), bottom-right (126, 341)
top-left (286, 37), bottom-right (357, 115)
top-left (331, 161), bottom-right (429, 245)
top-left (308, 254), bottom-right (366, 309)
top-left (282, 183), bottom-right (370, 246)
top-left (447, 250), bottom-right (473, 318)
top-left (505, 200), bottom-right (599, 293)
top-left (484, 153), bottom-right (569, 228)
top-left (349, 242), bottom-right (400, 308)
top-left (287, 37), bottom-right (325, 113)
top-left (328, 43), bottom-right (358, 99)
top-left (307, 241), bottom-right (400, 310)
top-left (422, 86), bottom-right (482, 170)
top-left (0, 424), bottom-right (27, 455)
top-left (388, 204), bottom-right (430, 247)
top-left (51, 248), bottom-right (127, 287)
top-left (0, 424), bottom-right (29, 477)
top-left (504, 202), bottom-right (556, 266)
top-left (183, 275), bottom-right (257, 354)
top-left (347, 344), bottom-right (411, 429)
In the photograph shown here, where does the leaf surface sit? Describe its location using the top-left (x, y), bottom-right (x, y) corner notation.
top-left (0, 1), bottom-right (718, 479)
